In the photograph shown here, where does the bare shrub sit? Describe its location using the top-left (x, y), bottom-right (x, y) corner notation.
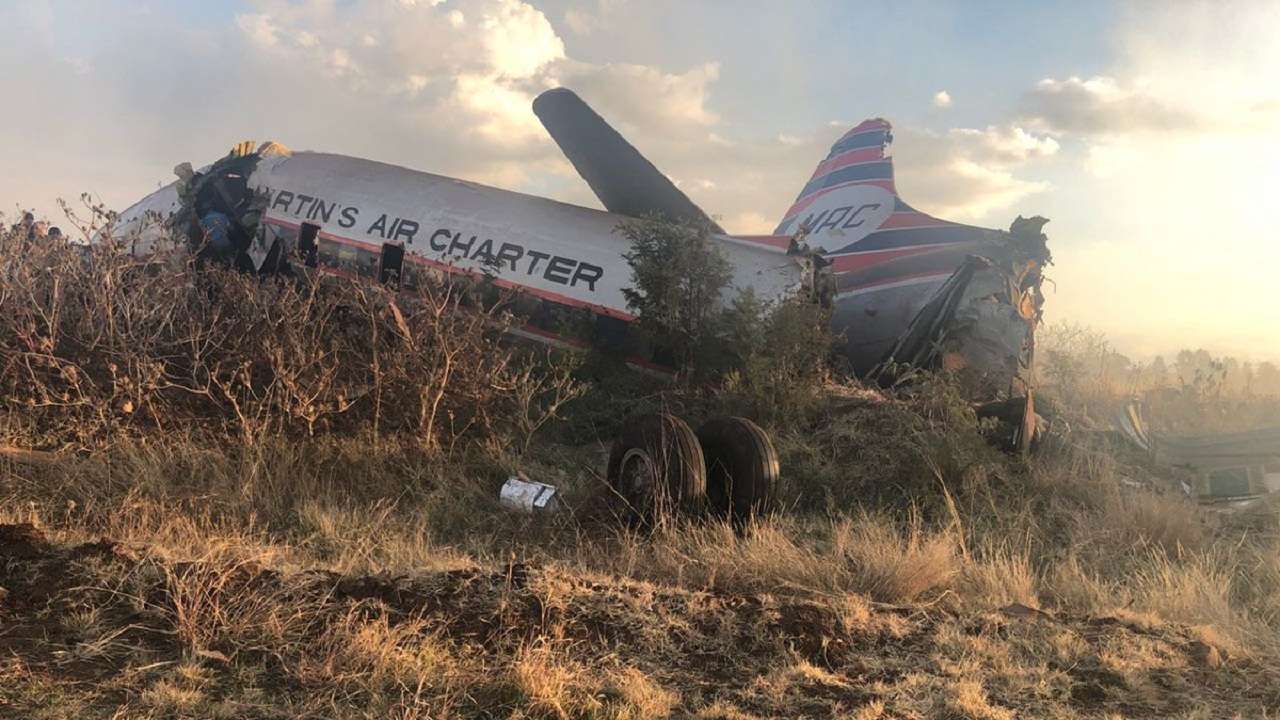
top-left (150, 550), bottom-right (314, 658)
top-left (0, 223), bottom-right (581, 450)
top-left (775, 373), bottom-right (1004, 519)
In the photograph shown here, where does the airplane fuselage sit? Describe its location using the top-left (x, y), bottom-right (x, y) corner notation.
top-left (114, 150), bottom-right (813, 361)
top-left (113, 101), bottom-right (1031, 375)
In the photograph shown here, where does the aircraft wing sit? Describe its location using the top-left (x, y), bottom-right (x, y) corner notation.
top-left (533, 88), bottom-right (724, 233)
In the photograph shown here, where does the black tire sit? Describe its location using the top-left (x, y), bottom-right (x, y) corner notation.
top-left (697, 416), bottom-right (779, 521)
top-left (607, 413), bottom-right (706, 520)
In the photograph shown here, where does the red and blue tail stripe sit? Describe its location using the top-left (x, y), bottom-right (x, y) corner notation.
top-left (773, 118), bottom-right (1004, 296)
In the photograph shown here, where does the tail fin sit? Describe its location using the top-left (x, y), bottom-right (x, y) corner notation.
top-left (773, 119), bottom-right (899, 249)
top-left (777, 118), bottom-right (1002, 270)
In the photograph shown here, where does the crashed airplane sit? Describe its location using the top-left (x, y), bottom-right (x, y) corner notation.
top-left (110, 87), bottom-right (1050, 436)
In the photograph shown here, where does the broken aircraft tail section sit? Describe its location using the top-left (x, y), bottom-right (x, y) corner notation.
top-left (770, 115), bottom-right (1035, 376)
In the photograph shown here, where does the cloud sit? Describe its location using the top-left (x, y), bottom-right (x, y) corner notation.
top-left (0, 0), bottom-right (1053, 243)
top-left (890, 125), bottom-right (1057, 220)
top-left (1033, 2), bottom-right (1280, 361)
top-left (478, 0), bottom-right (564, 78)
top-left (947, 125), bottom-right (1059, 163)
top-left (932, 90), bottom-right (952, 108)
top-left (564, 8), bottom-right (594, 35)
top-left (561, 0), bottom-right (621, 36)
top-left (1020, 75), bottom-right (1201, 135)
top-left (551, 61), bottom-right (722, 130)
top-left (236, 13), bottom-right (279, 46)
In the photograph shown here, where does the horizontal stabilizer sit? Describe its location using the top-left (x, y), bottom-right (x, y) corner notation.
top-left (533, 88), bottom-right (723, 232)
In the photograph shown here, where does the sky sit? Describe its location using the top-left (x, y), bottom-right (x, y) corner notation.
top-left (2, 0), bottom-right (1278, 363)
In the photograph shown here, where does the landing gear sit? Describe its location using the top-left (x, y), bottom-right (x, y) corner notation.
top-left (607, 413), bottom-right (706, 521)
top-left (698, 416), bottom-right (779, 523)
top-left (606, 413), bottom-right (779, 524)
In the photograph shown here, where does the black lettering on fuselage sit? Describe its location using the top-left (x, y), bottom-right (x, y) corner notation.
top-left (394, 219), bottom-right (419, 244)
top-left (801, 209), bottom-right (829, 233)
top-left (367, 214), bottom-right (389, 238)
top-left (816, 206), bottom-right (851, 232)
top-left (449, 232), bottom-right (475, 257)
top-left (801, 203), bottom-right (884, 234)
top-left (339, 207), bottom-right (359, 228)
top-left (495, 242), bottom-right (524, 271)
top-left (526, 250), bottom-right (550, 275)
top-left (308, 198), bottom-right (335, 223)
top-left (471, 238), bottom-right (496, 265)
top-left (570, 262), bottom-right (603, 291)
top-left (429, 228), bottom-right (451, 251)
top-left (293, 195), bottom-right (313, 216)
top-left (842, 202), bottom-right (880, 228)
top-left (417, 227), bottom-right (598, 291)
top-left (544, 255), bottom-right (575, 285)
top-left (271, 190), bottom-right (294, 212)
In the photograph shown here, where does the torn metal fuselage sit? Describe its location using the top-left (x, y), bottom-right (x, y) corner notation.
top-left (871, 216), bottom-right (1052, 452)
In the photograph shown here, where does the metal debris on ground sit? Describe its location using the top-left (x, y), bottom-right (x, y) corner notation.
top-left (1114, 401), bottom-right (1280, 503)
top-left (499, 474), bottom-right (560, 513)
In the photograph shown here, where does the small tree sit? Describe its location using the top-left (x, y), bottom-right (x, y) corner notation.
top-left (618, 215), bottom-right (732, 374)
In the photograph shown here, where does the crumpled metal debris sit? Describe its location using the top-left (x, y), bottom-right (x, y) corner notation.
top-left (873, 216), bottom-right (1052, 453)
top-left (171, 141), bottom-right (272, 272)
top-left (1113, 401), bottom-right (1280, 502)
top-left (499, 474), bottom-right (560, 513)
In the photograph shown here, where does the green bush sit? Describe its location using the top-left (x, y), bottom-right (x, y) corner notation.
top-left (618, 215), bottom-right (733, 375)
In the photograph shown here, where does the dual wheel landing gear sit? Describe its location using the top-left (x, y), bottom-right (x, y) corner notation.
top-left (606, 414), bottom-right (779, 524)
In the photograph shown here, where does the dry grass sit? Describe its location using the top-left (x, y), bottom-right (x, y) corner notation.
top-left (3, 218), bottom-right (1280, 717)
top-left (585, 513), bottom-right (957, 604)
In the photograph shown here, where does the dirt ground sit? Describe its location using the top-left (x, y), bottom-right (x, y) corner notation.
top-left (2, 522), bottom-right (1275, 719)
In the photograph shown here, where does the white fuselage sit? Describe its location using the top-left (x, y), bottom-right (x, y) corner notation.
top-left (112, 151), bottom-right (808, 323)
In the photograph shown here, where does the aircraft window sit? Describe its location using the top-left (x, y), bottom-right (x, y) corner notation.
top-left (379, 243), bottom-right (405, 286)
top-left (298, 223), bottom-right (320, 268)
